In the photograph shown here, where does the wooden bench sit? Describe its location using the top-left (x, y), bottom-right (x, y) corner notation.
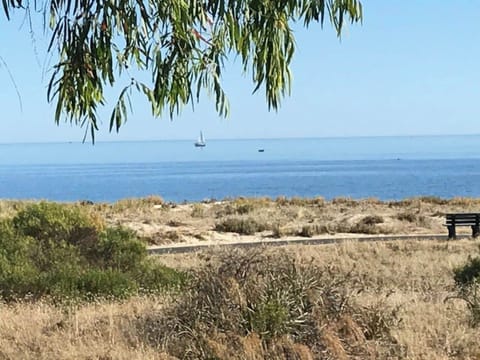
top-left (445, 213), bottom-right (480, 239)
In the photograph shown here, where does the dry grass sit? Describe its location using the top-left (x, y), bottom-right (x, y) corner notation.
top-left (0, 297), bottom-right (172, 359)
top-left (1, 239), bottom-right (480, 358)
top-left (282, 240), bottom-right (480, 359)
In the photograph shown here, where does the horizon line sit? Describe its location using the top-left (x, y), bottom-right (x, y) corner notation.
top-left (0, 133), bottom-right (479, 145)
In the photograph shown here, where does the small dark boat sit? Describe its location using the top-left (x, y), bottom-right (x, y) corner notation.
top-left (258, 149), bottom-right (265, 153)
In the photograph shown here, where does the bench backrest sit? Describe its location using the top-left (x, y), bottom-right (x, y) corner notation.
top-left (446, 213), bottom-right (480, 226)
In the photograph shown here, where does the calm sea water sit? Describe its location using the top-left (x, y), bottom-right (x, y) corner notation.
top-left (1, 135), bottom-right (480, 202)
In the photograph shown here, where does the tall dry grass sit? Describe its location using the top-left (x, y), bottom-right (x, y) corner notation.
top-left (0, 297), bottom-right (172, 359)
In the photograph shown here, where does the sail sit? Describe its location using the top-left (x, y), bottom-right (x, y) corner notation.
top-left (195, 131), bottom-right (206, 147)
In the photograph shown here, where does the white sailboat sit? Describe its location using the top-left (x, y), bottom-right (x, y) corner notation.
top-left (194, 131), bottom-right (206, 147)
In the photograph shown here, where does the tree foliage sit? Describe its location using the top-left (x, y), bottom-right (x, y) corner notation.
top-left (2, 0), bottom-right (362, 139)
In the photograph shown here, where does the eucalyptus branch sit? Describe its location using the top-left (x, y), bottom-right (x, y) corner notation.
top-left (2, 0), bottom-right (363, 141)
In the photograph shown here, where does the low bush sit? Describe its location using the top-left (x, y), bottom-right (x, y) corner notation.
top-left (454, 256), bottom-right (480, 287)
top-left (397, 211), bottom-right (427, 226)
top-left (215, 198), bottom-right (272, 218)
top-left (13, 202), bottom-right (97, 244)
top-left (0, 202), bottom-right (186, 302)
top-left (362, 215), bottom-right (384, 225)
top-left (133, 259), bottom-right (189, 293)
top-left (37, 267), bottom-right (138, 301)
top-left (89, 227), bottom-right (147, 271)
top-left (215, 217), bottom-right (268, 235)
top-left (229, 198), bottom-right (261, 215)
top-left (111, 196), bottom-right (164, 212)
top-left (141, 249), bottom-right (400, 358)
top-left (449, 253), bottom-right (480, 326)
top-left (298, 224), bottom-right (328, 237)
top-left (274, 196), bottom-right (325, 207)
top-left (417, 196), bottom-right (449, 205)
top-left (332, 197), bottom-right (358, 206)
top-left (349, 215), bottom-right (385, 234)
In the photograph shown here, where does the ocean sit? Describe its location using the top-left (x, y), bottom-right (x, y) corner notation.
top-left (1, 135), bottom-right (480, 202)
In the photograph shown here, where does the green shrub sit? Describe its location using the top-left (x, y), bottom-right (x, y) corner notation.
top-left (215, 217), bottom-right (268, 235)
top-left (30, 240), bottom-right (85, 272)
top-left (0, 259), bottom-right (38, 301)
top-left (90, 227), bottom-right (147, 271)
top-left (246, 297), bottom-right (290, 339)
top-left (0, 219), bottom-right (38, 300)
top-left (38, 267), bottom-right (137, 301)
top-left (13, 202), bottom-right (95, 245)
top-left (450, 254), bottom-right (480, 326)
top-left (0, 201), bottom-right (186, 302)
top-left (0, 219), bottom-right (32, 264)
top-left (133, 259), bottom-right (189, 293)
top-left (75, 269), bottom-right (138, 300)
top-left (454, 257), bottom-right (480, 287)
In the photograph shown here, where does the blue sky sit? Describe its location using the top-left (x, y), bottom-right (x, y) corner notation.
top-left (0, 1), bottom-right (479, 143)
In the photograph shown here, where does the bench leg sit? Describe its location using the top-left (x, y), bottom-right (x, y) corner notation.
top-left (447, 225), bottom-right (456, 239)
top-left (472, 225), bottom-right (480, 238)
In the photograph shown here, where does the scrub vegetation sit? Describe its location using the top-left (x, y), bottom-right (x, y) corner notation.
top-left (1, 197), bottom-right (480, 358)
top-left (51, 195), bottom-right (480, 245)
top-left (0, 202), bottom-right (186, 302)
top-left (1, 239), bottom-right (480, 358)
